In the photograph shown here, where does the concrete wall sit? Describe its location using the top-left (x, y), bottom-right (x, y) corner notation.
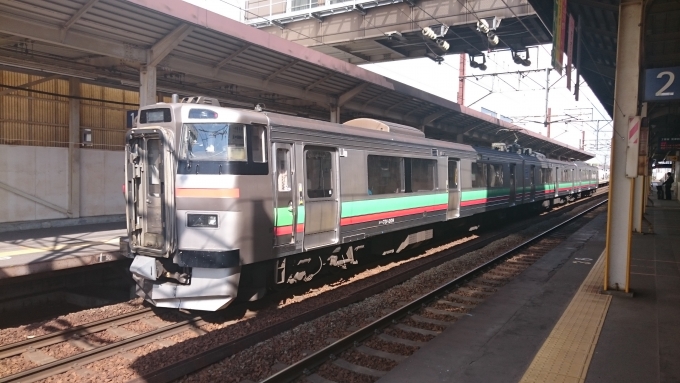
top-left (0, 145), bottom-right (124, 223)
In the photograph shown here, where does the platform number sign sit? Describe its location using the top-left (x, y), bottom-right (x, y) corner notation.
top-left (126, 110), bottom-right (139, 129)
top-left (644, 67), bottom-right (680, 101)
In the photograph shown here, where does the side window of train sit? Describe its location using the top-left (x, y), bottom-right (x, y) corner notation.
top-left (472, 162), bottom-right (488, 188)
top-left (488, 164), bottom-right (504, 188)
top-left (276, 148), bottom-right (291, 192)
top-left (540, 168), bottom-right (552, 184)
top-left (448, 159), bottom-right (459, 189)
top-left (410, 158), bottom-right (437, 192)
top-left (306, 149), bottom-right (333, 198)
top-left (251, 125), bottom-right (267, 163)
top-left (367, 155), bottom-right (403, 195)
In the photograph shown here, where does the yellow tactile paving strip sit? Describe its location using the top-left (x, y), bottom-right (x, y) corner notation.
top-left (520, 251), bottom-right (611, 383)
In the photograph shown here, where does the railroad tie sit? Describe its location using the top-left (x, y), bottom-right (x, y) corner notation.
top-left (409, 314), bottom-right (453, 327)
top-left (455, 287), bottom-right (490, 297)
top-left (378, 333), bottom-right (427, 348)
top-left (466, 282), bottom-right (497, 291)
top-left (21, 350), bottom-right (56, 365)
top-left (333, 358), bottom-right (386, 377)
top-left (436, 299), bottom-right (472, 309)
top-left (355, 345), bottom-right (407, 362)
top-left (476, 277), bottom-right (505, 285)
top-left (425, 307), bottom-right (466, 318)
top-left (445, 292), bottom-right (485, 303)
top-left (392, 323), bottom-right (440, 336)
top-left (106, 326), bottom-right (138, 339)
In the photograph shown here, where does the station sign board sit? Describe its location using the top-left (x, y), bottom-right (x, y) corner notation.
top-left (644, 66), bottom-right (680, 101)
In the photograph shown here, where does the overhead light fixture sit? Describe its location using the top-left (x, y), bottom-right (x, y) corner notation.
top-left (422, 27), bottom-right (437, 39)
top-left (487, 32), bottom-right (499, 46)
top-left (477, 19), bottom-right (490, 34)
top-left (511, 48), bottom-right (531, 67)
top-left (423, 25), bottom-right (450, 52)
top-left (469, 54), bottom-right (487, 71)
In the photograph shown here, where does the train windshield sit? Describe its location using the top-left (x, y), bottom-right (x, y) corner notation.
top-left (181, 123), bottom-right (246, 161)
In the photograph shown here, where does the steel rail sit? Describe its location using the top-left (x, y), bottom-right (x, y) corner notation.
top-left (130, 193), bottom-right (607, 383)
top-left (0, 314), bottom-right (204, 383)
top-left (0, 309), bottom-right (155, 360)
top-left (260, 198), bottom-right (608, 383)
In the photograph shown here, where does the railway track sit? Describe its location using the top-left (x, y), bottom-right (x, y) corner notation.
top-left (261, 198), bottom-right (608, 383)
top-left (0, 189), bottom-right (607, 383)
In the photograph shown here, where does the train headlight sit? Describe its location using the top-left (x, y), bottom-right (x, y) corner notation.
top-left (187, 214), bottom-right (218, 228)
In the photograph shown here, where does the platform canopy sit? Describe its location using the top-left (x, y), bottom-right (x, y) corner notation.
top-left (528, 0), bottom-right (680, 161)
top-left (0, 0), bottom-right (593, 160)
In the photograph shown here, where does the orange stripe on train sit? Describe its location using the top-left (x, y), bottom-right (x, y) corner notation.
top-left (175, 188), bottom-right (240, 198)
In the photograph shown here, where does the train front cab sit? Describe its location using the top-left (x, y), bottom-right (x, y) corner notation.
top-left (126, 104), bottom-right (273, 311)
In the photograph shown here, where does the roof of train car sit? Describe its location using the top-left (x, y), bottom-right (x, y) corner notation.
top-left (166, 103), bottom-right (600, 169)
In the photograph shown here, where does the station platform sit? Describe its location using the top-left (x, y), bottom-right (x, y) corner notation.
top-left (0, 223), bottom-right (126, 279)
top-left (377, 202), bottom-right (680, 383)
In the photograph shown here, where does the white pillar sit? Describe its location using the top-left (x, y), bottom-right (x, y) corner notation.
top-left (139, 65), bottom-right (157, 107)
top-left (68, 78), bottom-right (81, 219)
top-left (604, 0), bottom-right (644, 293)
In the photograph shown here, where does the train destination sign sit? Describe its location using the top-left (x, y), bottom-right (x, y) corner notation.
top-left (644, 67), bottom-right (680, 101)
top-left (659, 137), bottom-right (680, 151)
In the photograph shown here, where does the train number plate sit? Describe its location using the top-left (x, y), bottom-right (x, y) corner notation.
top-left (378, 218), bottom-right (395, 225)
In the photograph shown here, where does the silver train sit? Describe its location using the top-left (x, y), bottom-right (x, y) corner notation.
top-left (125, 97), bottom-right (599, 311)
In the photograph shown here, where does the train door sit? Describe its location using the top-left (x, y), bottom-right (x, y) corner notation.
top-left (530, 165), bottom-right (536, 201)
top-left (509, 164), bottom-right (516, 205)
top-left (447, 158), bottom-right (460, 219)
top-left (554, 166), bottom-right (560, 197)
top-left (272, 143), bottom-right (299, 252)
top-left (303, 146), bottom-right (340, 249)
top-left (125, 127), bottom-right (176, 257)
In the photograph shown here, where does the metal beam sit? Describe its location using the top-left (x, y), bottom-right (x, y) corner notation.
top-left (338, 83), bottom-right (369, 106)
top-left (571, 0), bottom-right (619, 12)
top-left (148, 23), bottom-right (194, 67)
top-left (423, 109), bottom-right (449, 124)
top-left (305, 72), bottom-right (334, 92)
top-left (0, 12), bottom-right (147, 63)
top-left (0, 36), bottom-right (24, 47)
top-left (264, 60), bottom-right (298, 84)
top-left (163, 56), bottom-right (332, 106)
top-left (62, 0), bottom-right (99, 32)
top-left (0, 14), bottom-right (330, 106)
top-left (213, 45), bottom-right (250, 74)
top-left (333, 45), bottom-right (371, 62)
top-left (373, 40), bottom-right (409, 58)
top-left (0, 74), bottom-right (62, 97)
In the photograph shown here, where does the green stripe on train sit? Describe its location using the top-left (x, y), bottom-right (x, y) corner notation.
top-left (461, 188), bottom-right (510, 201)
top-left (275, 193), bottom-right (447, 227)
top-left (341, 193), bottom-right (447, 218)
top-left (275, 206), bottom-right (305, 227)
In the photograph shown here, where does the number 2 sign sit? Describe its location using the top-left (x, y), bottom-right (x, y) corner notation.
top-left (644, 67), bottom-right (680, 101)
